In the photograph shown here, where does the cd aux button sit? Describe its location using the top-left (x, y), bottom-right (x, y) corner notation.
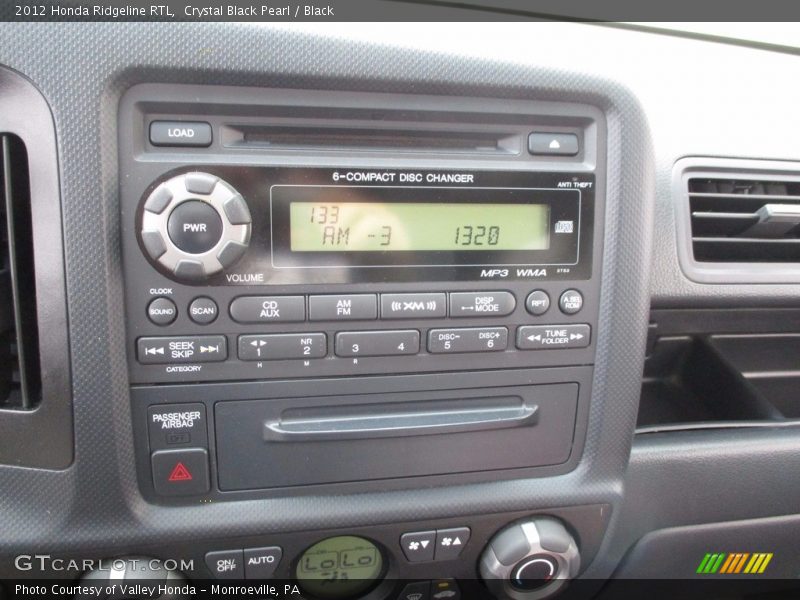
top-left (450, 291), bottom-right (515, 317)
top-left (428, 327), bottom-right (508, 354)
top-left (229, 296), bottom-right (305, 323)
top-left (381, 293), bottom-right (446, 319)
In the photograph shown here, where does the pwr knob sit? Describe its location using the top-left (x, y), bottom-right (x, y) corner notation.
top-left (140, 172), bottom-right (251, 281)
top-left (480, 517), bottom-right (580, 600)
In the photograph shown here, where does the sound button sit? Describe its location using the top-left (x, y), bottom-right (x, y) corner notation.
top-left (167, 200), bottom-right (223, 254)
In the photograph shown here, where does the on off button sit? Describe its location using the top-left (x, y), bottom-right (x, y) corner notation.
top-left (167, 200), bottom-right (223, 254)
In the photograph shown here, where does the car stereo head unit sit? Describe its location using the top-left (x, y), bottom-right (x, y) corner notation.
top-left (137, 166), bottom-right (593, 285)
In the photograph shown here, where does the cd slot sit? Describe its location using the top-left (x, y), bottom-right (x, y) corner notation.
top-left (224, 125), bottom-right (519, 155)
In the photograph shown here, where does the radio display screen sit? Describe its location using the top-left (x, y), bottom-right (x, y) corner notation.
top-left (268, 180), bottom-right (585, 273)
top-left (288, 202), bottom-right (551, 252)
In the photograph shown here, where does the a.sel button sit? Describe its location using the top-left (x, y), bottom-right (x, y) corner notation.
top-left (381, 293), bottom-right (446, 319)
top-left (137, 335), bottom-right (226, 364)
top-left (428, 327), bottom-right (507, 354)
top-left (450, 291), bottom-right (515, 317)
top-left (229, 296), bottom-right (305, 323)
top-left (335, 330), bottom-right (419, 357)
top-left (238, 333), bottom-right (326, 361)
top-left (516, 324), bottom-right (591, 349)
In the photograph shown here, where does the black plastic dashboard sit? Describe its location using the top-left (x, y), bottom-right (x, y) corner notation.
top-left (1, 19), bottom-right (800, 600)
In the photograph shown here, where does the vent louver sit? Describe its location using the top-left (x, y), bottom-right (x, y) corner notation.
top-left (0, 134), bottom-right (40, 410)
top-left (689, 177), bottom-right (800, 263)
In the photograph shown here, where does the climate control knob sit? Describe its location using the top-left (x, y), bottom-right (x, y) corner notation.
top-left (480, 517), bottom-right (580, 600)
top-left (140, 172), bottom-right (251, 281)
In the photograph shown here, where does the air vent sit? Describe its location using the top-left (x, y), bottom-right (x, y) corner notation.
top-left (689, 177), bottom-right (800, 262)
top-left (0, 134), bottom-right (40, 410)
top-left (674, 158), bottom-right (800, 283)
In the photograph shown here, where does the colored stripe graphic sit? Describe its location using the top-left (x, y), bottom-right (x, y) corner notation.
top-left (700, 552), bottom-right (774, 575)
top-left (719, 553), bottom-right (736, 574)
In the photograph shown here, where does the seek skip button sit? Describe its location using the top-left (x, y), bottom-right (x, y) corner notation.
top-left (450, 291), bottom-right (515, 317)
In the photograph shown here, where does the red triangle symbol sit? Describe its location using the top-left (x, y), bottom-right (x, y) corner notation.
top-left (168, 462), bottom-right (193, 482)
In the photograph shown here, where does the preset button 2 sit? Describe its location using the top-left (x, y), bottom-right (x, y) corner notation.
top-left (238, 333), bottom-right (327, 361)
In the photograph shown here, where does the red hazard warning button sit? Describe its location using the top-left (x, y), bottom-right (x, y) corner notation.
top-left (151, 448), bottom-right (210, 496)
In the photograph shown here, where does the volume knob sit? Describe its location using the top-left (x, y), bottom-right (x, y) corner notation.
top-left (140, 172), bottom-right (251, 281)
top-left (480, 517), bottom-right (580, 600)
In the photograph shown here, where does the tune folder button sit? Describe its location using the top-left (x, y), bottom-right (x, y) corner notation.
top-left (516, 324), bottom-right (591, 350)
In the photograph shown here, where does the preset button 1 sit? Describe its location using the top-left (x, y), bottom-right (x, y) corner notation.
top-left (238, 333), bottom-right (326, 361)
top-left (428, 327), bottom-right (508, 354)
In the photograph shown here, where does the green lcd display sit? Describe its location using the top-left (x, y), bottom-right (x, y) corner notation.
top-left (295, 536), bottom-right (384, 599)
top-left (289, 202), bottom-right (550, 252)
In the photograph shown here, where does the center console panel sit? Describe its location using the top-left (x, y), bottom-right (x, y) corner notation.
top-left (119, 84), bottom-right (606, 505)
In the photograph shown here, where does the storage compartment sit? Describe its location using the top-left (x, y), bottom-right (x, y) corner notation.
top-left (215, 383), bottom-right (578, 490)
top-left (638, 309), bottom-right (800, 430)
top-left (711, 334), bottom-right (800, 419)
